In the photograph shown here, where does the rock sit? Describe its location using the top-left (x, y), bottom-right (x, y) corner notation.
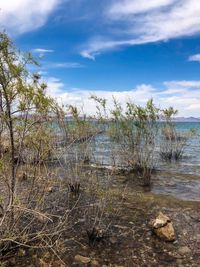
top-left (74, 255), bottom-right (91, 264)
top-left (153, 221), bottom-right (175, 241)
top-left (36, 213), bottom-right (52, 224)
top-left (46, 186), bottom-right (53, 193)
top-left (109, 237), bottom-right (117, 244)
top-left (152, 212), bottom-right (175, 241)
top-left (91, 259), bottom-right (99, 266)
top-left (152, 212), bottom-right (171, 228)
top-left (178, 246), bottom-right (191, 255)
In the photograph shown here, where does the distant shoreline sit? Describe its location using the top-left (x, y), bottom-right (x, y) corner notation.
top-left (170, 117), bottom-right (200, 122)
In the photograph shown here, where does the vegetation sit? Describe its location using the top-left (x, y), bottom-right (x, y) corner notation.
top-left (0, 32), bottom-right (56, 212)
top-left (0, 33), bottom-right (198, 266)
top-left (160, 107), bottom-right (196, 161)
top-left (0, 32), bottom-right (70, 262)
top-left (91, 97), bottom-right (160, 186)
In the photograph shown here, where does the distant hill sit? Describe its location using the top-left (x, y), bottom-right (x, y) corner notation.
top-left (172, 117), bottom-right (200, 122)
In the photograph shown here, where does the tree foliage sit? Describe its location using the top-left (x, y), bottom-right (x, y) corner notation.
top-left (0, 32), bottom-right (56, 218)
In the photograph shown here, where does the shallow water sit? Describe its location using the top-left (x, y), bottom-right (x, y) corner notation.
top-left (89, 122), bottom-right (200, 201)
top-left (154, 122), bottom-right (200, 201)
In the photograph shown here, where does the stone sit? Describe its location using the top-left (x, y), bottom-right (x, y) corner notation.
top-left (91, 259), bottom-right (100, 266)
top-left (109, 237), bottom-right (117, 244)
top-left (36, 214), bottom-right (49, 224)
top-left (178, 246), bottom-right (191, 255)
top-left (152, 212), bottom-right (171, 229)
top-left (153, 222), bottom-right (175, 241)
top-left (46, 186), bottom-right (53, 193)
top-left (152, 212), bottom-right (175, 241)
top-left (74, 255), bottom-right (91, 264)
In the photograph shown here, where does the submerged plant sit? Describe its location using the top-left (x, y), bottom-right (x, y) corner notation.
top-left (160, 107), bottom-right (196, 161)
top-left (110, 99), bottom-right (159, 186)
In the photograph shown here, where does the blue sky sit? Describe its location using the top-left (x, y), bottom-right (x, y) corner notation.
top-left (0, 0), bottom-right (200, 116)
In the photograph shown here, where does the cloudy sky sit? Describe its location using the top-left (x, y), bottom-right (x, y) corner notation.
top-left (0, 0), bottom-right (200, 116)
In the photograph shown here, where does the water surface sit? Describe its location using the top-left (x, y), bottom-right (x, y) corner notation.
top-left (90, 122), bottom-right (200, 201)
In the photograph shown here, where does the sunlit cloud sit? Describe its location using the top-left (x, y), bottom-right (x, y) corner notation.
top-left (45, 77), bottom-right (200, 117)
top-left (0, 0), bottom-right (61, 34)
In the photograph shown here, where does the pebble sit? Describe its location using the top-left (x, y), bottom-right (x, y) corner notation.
top-left (109, 237), bottom-right (117, 244)
top-left (178, 246), bottom-right (191, 255)
top-left (91, 259), bottom-right (100, 266)
top-left (74, 255), bottom-right (91, 264)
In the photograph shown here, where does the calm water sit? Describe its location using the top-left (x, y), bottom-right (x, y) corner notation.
top-left (90, 122), bottom-right (200, 201)
top-left (153, 122), bottom-right (200, 201)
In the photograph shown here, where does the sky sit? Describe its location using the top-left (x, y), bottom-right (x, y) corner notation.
top-left (0, 0), bottom-right (200, 117)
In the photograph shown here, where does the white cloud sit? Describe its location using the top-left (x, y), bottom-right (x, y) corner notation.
top-left (109, 0), bottom-right (175, 16)
top-left (45, 77), bottom-right (65, 97)
top-left (0, 0), bottom-right (61, 34)
top-left (188, 53), bottom-right (200, 62)
top-left (45, 77), bottom-right (200, 117)
top-left (33, 48), bottom-right (54, 53)
top-left (33, 48), bottom-right (54, 57)
top-left (81, 0), bottom-right (200, 59)
top-left (186, 103), bottom-right (200, 110)
top-left (80, 51), bottom-right (96, 61)
top-left (46, 62), bottom-right (83, 68)
top-left (164, 80), bottom-right (200, 88)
